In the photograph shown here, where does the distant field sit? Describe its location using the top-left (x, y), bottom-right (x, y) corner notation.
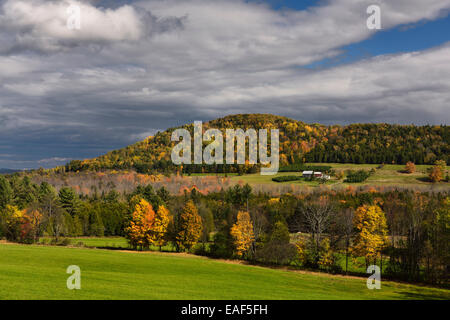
top-left (226, 163), bottom-right (449, 188)
top-left (1, 244), bottom-right (449, 300)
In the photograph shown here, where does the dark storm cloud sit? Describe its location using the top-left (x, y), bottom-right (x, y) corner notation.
top-left (0, 0), bottom-right (450, 169)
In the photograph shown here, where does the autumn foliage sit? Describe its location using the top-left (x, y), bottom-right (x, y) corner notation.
top-left (125, 199), bottom-right (156, 249)
top-left (428, 160), bottom-right (446, 182)
top-left (125, 199), bottom-right (172, 250)
top-left (176, 200), bottom-right (203, 251)
top-left (152, 205), bottom-right (171, 249)
top-left (404, 161), bottom-right (416, 174)
top-left (63, 114), bottom-right (450, 175)
top-left (351, 205), bottom-right (388, 266)
top-left (230, 211), bottom-right (254, 257)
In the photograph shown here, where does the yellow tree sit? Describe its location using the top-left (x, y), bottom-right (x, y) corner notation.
top-left (176, 200), bottom-right (202, 251)
top-left (318, 238), bottom-right (334, 269)
top-left (25, 208), bottom-right (43, 242)
top-left (351, 205), bottom-right (388, 267)
top-left (151, 205), bottom-right (171, 250)
top-left (230, 211), bottom-right (254, 257)
top-left (295, 238), bottom-right (307, 265)
top-left (125, 199), bottom-right (155, 250)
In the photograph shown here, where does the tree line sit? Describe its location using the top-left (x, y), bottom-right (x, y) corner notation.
top-left (0, 173), bottom-right (448, 286)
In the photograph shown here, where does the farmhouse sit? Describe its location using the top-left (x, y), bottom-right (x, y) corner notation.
top-left (302, 171), bottom-right (330, 180)
top-left (302, 171), bottom-right (314, 178)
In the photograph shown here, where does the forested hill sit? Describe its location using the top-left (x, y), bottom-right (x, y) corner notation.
top-left (64, 114), bottom-right (449, 174)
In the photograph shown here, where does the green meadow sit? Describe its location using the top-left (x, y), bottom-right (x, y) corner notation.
top-left (1, 244), bottom-right (449, 300)
top-left (227, 163), bottom-right (449, 188)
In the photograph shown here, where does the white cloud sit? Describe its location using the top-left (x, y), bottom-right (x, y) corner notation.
top-left (0, 0), bottom-right (185, 53)
top-left (0, 0), bottom-right (449, 168)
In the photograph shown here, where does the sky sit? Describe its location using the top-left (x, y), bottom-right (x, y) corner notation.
top-left (0, 0), bottom-right (449, 169)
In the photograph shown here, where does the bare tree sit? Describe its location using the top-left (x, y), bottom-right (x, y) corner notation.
top-left (298, 199), bottom-right (335, 249)
top-left (249, 207), bottom-right (269, 258)
top-left (338, 208), bottom-right (355, 274)
top-left (41, 194), bottom-right (65, 242)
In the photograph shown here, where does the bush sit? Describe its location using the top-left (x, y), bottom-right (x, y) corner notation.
top-left (255, 242), bottom-right (297, 265)
top-left (50, 238), bottom-right (71, 246)
top-left (75, 241), bottom-right (85, 247)
top-left (329, 263), bottom-right (343, 274)
top-left (334, 170), bottom-right (345, 180)
top-left (344, 170), bottom-right (371, 183)
top-left (192, 243), bottom-right (209, 256)
top-left (272, 176), bottom-right (303, 183)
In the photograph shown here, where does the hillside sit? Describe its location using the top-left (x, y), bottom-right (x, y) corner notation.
top-left (64, 114), bottom-right (449, 174)
top-left (1, 244), bottom-right (449, 299)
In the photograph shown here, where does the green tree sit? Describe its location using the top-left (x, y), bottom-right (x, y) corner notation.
top-left (270, 221), bottom-right (290, 244)
top-left (0, 175), bottom-right (12, 209)
top-left (58, 187), bottom-right (79, 216)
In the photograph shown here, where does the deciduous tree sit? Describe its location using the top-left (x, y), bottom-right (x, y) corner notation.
top-left (351, 205), bottom-right (388, 267)
top-left (176, 200), bottom-right (202, 251)
top-left (152, 205), bottom-right (171, 250)
top-left (125, 199), bottom-right (155, 249)
top-left (404, 161), bottom-right (416, 174)
top-left (230, 211), bottom-right (254, 257)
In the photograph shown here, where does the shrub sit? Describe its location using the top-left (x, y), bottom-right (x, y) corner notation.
top-left (272, 176), bottom-right (302, 183)
top-left (58, 238), bottom-right (72, 246)
top-left (344, 170), bottom-right (371, 183)
top-left (334, 170), bottom-right (344, 180)
top-left (255, 242), bottom-right (297, 265)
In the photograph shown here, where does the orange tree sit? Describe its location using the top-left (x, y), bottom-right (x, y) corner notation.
top-left (175, 200), bottom-right (202, 251)
top-left (429, 166), bottom-right (443, 182)
top-left (351, 205), bottom-right (388, 267)
top-left (404, 161), bottom-right (416, 174)
top-left (428, 160), bottom-right (446, 182)
top-left (125, 199), bottom-right (155, 250)
top-left (230, 211), bottom-right (254, 258)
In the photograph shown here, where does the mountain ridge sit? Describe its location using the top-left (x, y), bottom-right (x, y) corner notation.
top-left (63, 114), bottom-right (449, 174)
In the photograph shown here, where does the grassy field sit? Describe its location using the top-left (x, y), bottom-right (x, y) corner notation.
top-left (36, 236), bottom-right (378, 274)
top-left (1, 243), bottom-right (449, 300)
top-left (226, 163), bottom-right (449, 188)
